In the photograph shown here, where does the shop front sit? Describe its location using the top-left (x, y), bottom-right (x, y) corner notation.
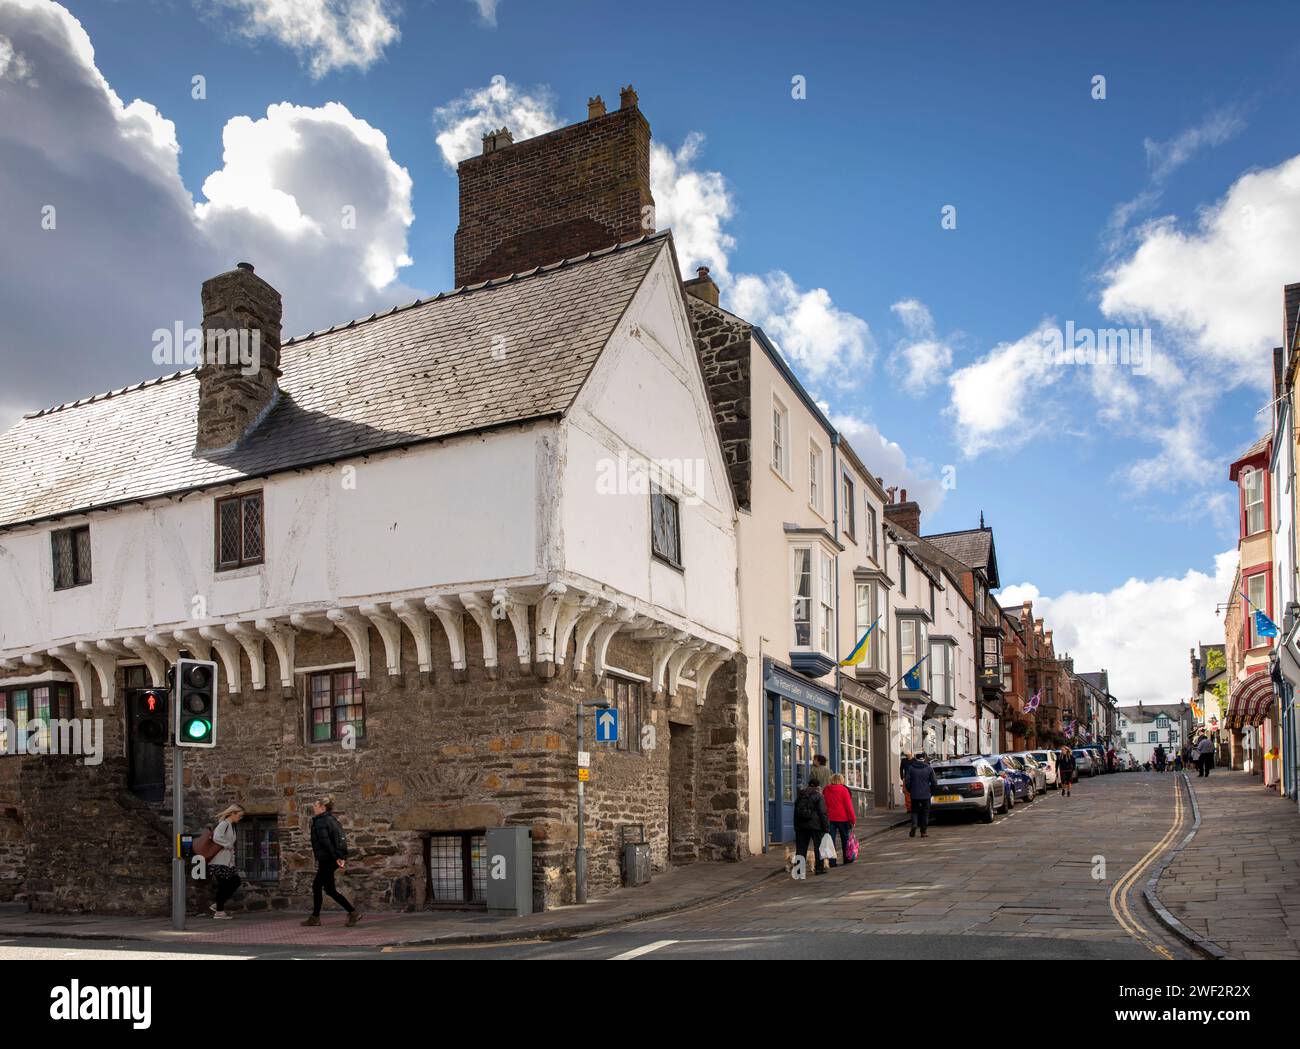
top-left (763, 660), bottom-right (838, 843)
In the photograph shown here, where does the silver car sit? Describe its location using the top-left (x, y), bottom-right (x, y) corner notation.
top-left (1072, 748), bottom-right (1098, 777)
top-left (1025, 749), bottom-right (1059, 787)
top-left (1010, 752), bottom-right (1048, 794)
top-left (930, 759), bottom-right (1007, 823)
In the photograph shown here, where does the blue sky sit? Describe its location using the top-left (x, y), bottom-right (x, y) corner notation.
top-left (3, 0), bottom-right (1299, 700)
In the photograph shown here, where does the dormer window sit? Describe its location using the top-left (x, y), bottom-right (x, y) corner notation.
top-left (1243, 467), bottom-right (1265, 535)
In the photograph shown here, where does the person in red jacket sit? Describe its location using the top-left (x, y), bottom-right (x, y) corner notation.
top-left (823, 773), bottom-right (857, 866)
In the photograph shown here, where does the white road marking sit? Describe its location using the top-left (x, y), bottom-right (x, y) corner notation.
top-left (610, 939), bottom-right (679, 960)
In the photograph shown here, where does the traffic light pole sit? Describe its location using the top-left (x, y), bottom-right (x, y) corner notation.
top-left (171, 743), bottom-right (184, 931)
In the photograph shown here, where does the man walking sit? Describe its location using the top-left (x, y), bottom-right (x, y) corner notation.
top-left (904, 751), bottom-right (938, 838)
top-left (1195, 733), bottom-right (1215, 777)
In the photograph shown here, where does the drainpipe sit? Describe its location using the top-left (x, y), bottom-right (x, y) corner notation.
top-left (831, 434), bottom-right (843, 787)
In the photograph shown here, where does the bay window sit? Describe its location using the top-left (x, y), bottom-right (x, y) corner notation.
top-left (930, 642), bottom-right (954, 708)
top-left (854, 580), bottom-right (888, 674)
top-left (791, 544), bottom-right (836, 660)
top-left (899, 617), bottom-right (929, 693)
top-left (1243, 467), bottom-right (1265, 535)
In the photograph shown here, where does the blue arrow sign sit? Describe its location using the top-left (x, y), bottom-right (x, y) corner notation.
top-left (595, 707), bottom-right (619, 743)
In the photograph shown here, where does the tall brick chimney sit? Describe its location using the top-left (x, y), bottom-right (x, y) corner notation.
top-left (883, 487), bottom-right (921, 535)
top-left (195, 262), bottom-right (282, 453)
top-left (453, 85), bottom-right (654, 286)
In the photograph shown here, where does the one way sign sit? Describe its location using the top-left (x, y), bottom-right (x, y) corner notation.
top-left (595, 707), bottom-right (619, 743)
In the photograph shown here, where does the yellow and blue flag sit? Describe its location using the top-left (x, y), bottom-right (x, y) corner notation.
top-left (840, 617), bottom-right (880, 667)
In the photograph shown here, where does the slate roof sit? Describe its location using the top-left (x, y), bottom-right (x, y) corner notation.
top-left (924, 527), bottom-right (999, 587)
top-left (0, 234), bottom-right (668, 530)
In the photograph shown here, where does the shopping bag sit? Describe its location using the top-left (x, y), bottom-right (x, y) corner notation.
top-left (845, 832), bottom-right (859, 862)
top-left (818, 833), bottom-right (836, 861)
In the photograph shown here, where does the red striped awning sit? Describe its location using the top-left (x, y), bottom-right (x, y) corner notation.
top-left (1226, 667), bottom-right (1274, 728)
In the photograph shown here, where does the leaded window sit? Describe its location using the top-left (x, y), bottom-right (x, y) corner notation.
top-left (215, 490), bottom-right (264, 570)
top-left (52, 526), bottom-right (92, 590)
top-left (309, 670), bottom-right (365, 743)
top-left (650, 487), bottom-right (681, 568)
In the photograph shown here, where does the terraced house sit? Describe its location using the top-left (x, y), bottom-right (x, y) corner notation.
top-left (0, 90), bottom-right (748, 914)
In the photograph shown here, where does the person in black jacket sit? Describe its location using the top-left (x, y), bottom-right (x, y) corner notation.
top-left (904, 752), bottom-right (939, 838)
top-left (793, 782), bottom-right (830, 876)
top-left (301, 794), bottom-right (361, 927)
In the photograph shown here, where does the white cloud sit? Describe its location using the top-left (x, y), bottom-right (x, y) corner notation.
top-left (731, 272), bottom-right (874, 385)
top-left (1143, 108), bottom-right (1245, 183)
top-left (650, 133), bottom-right (735, 284)
top-left (828, 408), bottom-right (946, 515)
top-left (0, 0), bottom-right (415, 419)
top-left (0, 32), bottom-right (33, 81)
top-left (888, 298), bottom-right (953, 395)
top-left (946, 321), bottom-right (1062, 455)
top-left (1100, 152), bottom-right (1300, 384)
top-left (214, 0), bottom-right (400, 77)
top-left (433, 74), bottom-right (560, 168)
top-left (998, 549), bottom-right (1236, 706)
top-left (471, 0), bottom-right (501, 26)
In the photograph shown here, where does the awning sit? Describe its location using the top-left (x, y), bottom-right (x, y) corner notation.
top-left (1226, 667), bottom-right (1274, 728)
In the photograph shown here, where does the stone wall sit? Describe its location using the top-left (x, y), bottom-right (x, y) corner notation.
top-left (687, 297), bottom-right (753, 512)
top-left (3, 613), bottom-right (747, 915)
top-left (0, 760), bottom-right (23, 901)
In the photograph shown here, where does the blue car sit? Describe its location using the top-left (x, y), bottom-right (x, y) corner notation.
top-left (980, 754), bottom-right (1036, 805)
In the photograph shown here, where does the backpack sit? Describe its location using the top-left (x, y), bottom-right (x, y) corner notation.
top-left (192, 827), bottom-right (221, 862)
top-left (793, 789), bottom-right (820, 827)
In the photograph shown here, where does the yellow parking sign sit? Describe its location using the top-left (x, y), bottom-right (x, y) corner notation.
top-left (578, 768), bottom-right (590, 781)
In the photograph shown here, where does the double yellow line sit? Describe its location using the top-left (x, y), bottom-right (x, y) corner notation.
top-left (1107, 774), bottom-right (1184, 959)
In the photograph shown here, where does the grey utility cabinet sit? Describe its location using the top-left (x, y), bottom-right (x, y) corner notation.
top-left (484, 826), bottom-right (533, 916)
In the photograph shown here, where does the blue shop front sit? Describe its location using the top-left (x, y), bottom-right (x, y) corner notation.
top-left (763, 660), bottom-right (839, 843)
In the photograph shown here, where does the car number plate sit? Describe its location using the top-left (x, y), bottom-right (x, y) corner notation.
top-left (933, 794), bottom-right (960, 803)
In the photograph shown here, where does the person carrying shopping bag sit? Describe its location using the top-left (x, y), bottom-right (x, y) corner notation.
top-left (793, 780), bottom-right (830, 876)
top-left (822, 773), bottom-right (857, 866)
top-left (208, 804), bottom-right (244, 919)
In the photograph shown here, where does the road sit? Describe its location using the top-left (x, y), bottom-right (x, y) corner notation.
top-left (0, 771), bottom-right (1197, 961)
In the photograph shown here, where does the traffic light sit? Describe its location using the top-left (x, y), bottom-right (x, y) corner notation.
top-left (174, 658), bottom-right (218, 748)
top-left (132, 687), bottom-right (170, 744)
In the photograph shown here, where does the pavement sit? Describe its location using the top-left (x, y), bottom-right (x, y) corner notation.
top-left (1154, 769), bottom-right (1300, 960)
top-left (0, 808), bottom-right (909, 950)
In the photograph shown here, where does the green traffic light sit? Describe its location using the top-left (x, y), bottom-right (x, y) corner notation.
top-left (185, 718), bottom-right (211, 740)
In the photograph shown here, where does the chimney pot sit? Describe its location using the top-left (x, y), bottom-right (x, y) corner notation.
top-left (481, 127), bottom-right (514, 154)
top-left (683, 265), bottom-right (720, 307)
top-left (901, 488), bottom-right (908, 502)
top-left (697, 267), bottom-right (709, 279)
top-left (619, 84), bottom-right (638, 110)
top-left (588, 95), bottom-right (606, 119)
top-left (237, 262), bottom-right (254, 273)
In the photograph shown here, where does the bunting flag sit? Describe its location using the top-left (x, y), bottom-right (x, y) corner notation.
top-left (839, 617), bottom-right (880, 667)
top-left (902, 653), bottom-right (929, 691)
top-left (1025, 688), bottom-right (1042, 713)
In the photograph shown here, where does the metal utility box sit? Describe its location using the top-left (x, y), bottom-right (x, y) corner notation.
top-left (484, 826), bottom-right (533, 916)
top-left (623, 843), bottom-right (651, 887)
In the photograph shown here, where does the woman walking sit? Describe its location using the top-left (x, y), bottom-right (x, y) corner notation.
top-left (301, 795), bottom-right (362, 927)
top-left (209, 804), bottom-right (244, 919)
top-left (1057, 746), bottom-right (1075, 797)
top-left (822, 773), bottom-right (857, 866)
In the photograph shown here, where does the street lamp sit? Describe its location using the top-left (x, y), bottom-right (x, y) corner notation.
top-left (575, 698), bottom-right (611, 904)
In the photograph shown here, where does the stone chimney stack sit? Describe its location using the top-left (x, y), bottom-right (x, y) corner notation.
top-left (683, 266), bottom-right (719, 307)
top-left (884, 489), bottom-right (921, 535)
top-left (453, 85), bottom-right (653, 286)
top-left (195, 262), bottom-right (282, 453)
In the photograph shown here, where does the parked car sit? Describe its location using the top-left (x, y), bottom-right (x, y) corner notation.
top-left (931, 759), bottom-right (1007, 822)
top-left (982, 754), bottom-right (1035, 803)
top-left (1083, 745), bottom-right (1108, 772)
top-left (1072, 748), bottom-right (1099, 777)
top-left (1011, 751), bottom-right (1050, 793)
top-left (1025, 749), bottom-right (1059, 787)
